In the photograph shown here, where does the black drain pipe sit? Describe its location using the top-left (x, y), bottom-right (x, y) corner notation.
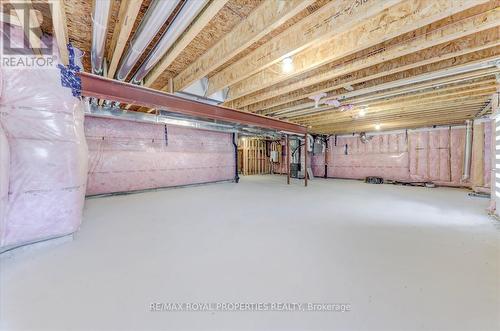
top-left (232, 132), bottom-right (240, 183)
top-left (324, 136), bottom-right (328, 179)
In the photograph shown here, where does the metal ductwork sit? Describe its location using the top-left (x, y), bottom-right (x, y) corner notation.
top-left (115, 0), bottom-right (180, 81)
top-left (84, 102), bottom-right (283, 139)
top-left (132, 0), bottom-right (208, 84)
top-left (462, 119), bottom-right (473, 180)
top-left (91, 0), bottom-right (112, 74)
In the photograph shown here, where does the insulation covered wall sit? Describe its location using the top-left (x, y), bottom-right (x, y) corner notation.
top-left (311, 125), bottom-right (491, 189)
top-left (407, 128), bottom-right (465, 185)
top-left (327, 132), bottom-right (410, 182)
top-left (85, 117), bottom-right (235, 195)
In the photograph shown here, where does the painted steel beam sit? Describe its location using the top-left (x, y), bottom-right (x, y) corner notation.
top-left (78, 72), bottom-right (307, 134)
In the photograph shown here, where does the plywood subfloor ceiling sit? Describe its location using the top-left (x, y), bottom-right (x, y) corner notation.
top-left (9, 0), bottom-right (500, 134)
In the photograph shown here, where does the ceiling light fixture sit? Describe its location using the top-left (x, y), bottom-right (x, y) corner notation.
top-left (359, 109), bottom-right (366, 117)
top-left (282, 57), bottom-right (294, 73)
top-left (375, 123), bottom-right (381, 130)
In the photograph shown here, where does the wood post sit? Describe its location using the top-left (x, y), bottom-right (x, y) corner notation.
top-left (286, 135), bottom-right (290, 184)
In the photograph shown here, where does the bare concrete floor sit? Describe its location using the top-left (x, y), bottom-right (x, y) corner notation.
top-left (1, 176), bottom-right (499, 331)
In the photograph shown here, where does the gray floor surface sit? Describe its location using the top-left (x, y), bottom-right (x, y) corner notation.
top-left (1, 176), bottom-right (499, 331)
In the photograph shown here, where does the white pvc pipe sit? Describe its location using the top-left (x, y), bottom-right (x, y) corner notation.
top-left (115, 0), bottom-right (180, 81)
top-left (91, 0), bottom-right (112, 74)
top-left (132, 0), bottom-right (208, 83)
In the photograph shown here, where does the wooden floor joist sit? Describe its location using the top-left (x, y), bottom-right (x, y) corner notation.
top-left (223, 0), bottom-right (492, 102)
top-left (302, 98), bottom-right (493, 127)
top-left (264, 53), bottom-right (500, 117)
top-left (28, 0), bottom-right (500, 135)
top-left (206, 0), bottom-right (403, 96)
top-left (49, 0), bottom-right (69, 65)
top-left (144, 0), bottom-right (229, 88)
top-left (171, 0), bottom-right (313, 92)
top-left (281, 76), bottom-right (498, 119)
top-left (296, 91), bottom-right (494, 127)
top-left (106, 0), bottom-right (143, 79)
top-left (257, 41), bottom-right (500, 115)
top-left (290, 82), bottom-right (497, 122)
top-left (235, 9), bottom-right (500, 110)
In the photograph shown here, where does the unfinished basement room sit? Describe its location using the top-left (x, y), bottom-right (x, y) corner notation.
top-left (0, 0), bottom-right (499, 330)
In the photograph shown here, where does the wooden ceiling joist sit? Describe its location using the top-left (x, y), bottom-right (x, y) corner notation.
top-left (106, 0), bottom-right (143, 79)
top-left (206, 0), bottom-right (404, 96)
top-left (322, 66), bottom-right (499, 105)
top-left (264, 51), bottom-right (500, 117)
top-left (171, 0), bottom-right (313, 92)
top-left (300, 94), bottom-right (495, 126)
top-left (223, 0), bottom-right (492, 103)
top-left (293, 88), bottom-right (496, 123)
top-left (313, 105), bottom-right (487, 127)
top-left (291, 80), bottom-right (497, 122)
top-left (35, 0), bottom-right (499, 134)
top-left (313, 101), bottom-right (488, 124)
top-left (313, 115), bottom-right (483, 134)
top-left (49, 0), bottom-right (69, 65)
top-left (235, 8), bottom-right (500, 110)
top-left (312, 103), bottom-right (490, 131)
top-left (245, 34), bottom-right (500, 113)
top-left (248, 43), bottom-right (499, 114)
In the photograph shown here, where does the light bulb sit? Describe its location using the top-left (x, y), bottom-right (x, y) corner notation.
top-left (282, 57), bottom-right (294, 73)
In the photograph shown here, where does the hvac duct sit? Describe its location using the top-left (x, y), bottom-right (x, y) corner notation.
top-left (462, 119), bottom-right (473, 180)
top-left (84, 103), bottom-right (283, 138)
top-left (91, 0), bottom-right (112, 74)
top-left (115, 0), bottom-right (180, 81)
top-left (131, 0), bottom-right (208, 83)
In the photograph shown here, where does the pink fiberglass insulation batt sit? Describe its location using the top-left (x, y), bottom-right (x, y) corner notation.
top-left (0, 27), bottom-right (88, 249)
top-left (311, 126), bottom-right (491, 188)
top-left (408, 128), bottom-right (465, 185)
top-left (85, 117), bottom-right (235, 195)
